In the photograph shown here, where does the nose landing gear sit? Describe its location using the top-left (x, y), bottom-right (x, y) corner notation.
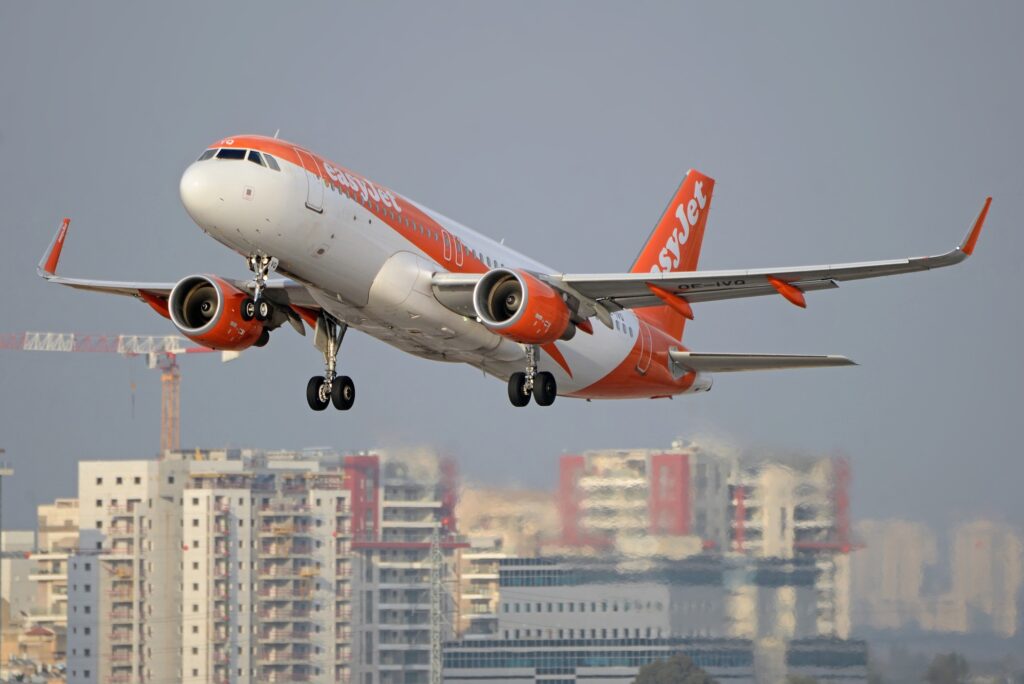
top-left (306, 313), bottom-right (355, 411)
top-left (507, 345), bottom-right (557, 407)
top-left (241, 254), bottom-right (278, 322)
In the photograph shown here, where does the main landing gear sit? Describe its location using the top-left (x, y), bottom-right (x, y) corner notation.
top-left (508, 345), bottom-right (557, 408)
top-left (241, 255), bottom-right (279, 323)
top-left (306, 313), bottom-right (355, 412)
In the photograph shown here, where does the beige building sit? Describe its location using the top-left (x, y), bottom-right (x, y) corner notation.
top-left (28, 498), bottom-right (79, 637)
top-left (946, 519), bottom-right (1022, 636)
top-left (457, 487), bottom-right (557, 557)
top-left (850, 519), bottom-right (936, 630)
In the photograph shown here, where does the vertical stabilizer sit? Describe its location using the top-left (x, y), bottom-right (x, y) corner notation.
top-left (629, 170), bottom-right (715, 339)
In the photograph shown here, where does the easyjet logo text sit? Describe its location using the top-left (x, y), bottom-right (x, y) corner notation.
top-left (323, 162), bottom-right (403, 213)
top-left (649, 180), bottom-right (707, 274)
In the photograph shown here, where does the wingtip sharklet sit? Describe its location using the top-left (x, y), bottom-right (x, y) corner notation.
top-left (38, 217), bottom-right (71, 277)
top-left (960, 197), bottom-right (991, 256)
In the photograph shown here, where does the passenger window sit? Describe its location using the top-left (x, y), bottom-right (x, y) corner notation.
top-left (247, 150), bottom-right (265, 166)
top-left (263, 154), bottom-right (280, 171)
top-left (216, 148), bottom-right (246, 160)
top-left (197, 149), bottom-right (216, 161)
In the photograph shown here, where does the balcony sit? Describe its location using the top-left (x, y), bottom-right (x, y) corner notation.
top-left (257, 588), bottom-right (312, 601)
top-left (255, 650), bottom-right (312, 664)
top-left (258, 609), bottom-right (311, 621)
top-left (258, 630), bottom-right (311, 643)
top-left (109, 630), bottom-right (133, 643)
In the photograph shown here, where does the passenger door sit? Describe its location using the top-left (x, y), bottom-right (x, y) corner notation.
top-left (294, 149), bottom-right (324, 213)
top-left (636, 320), bottom-right (652, 375)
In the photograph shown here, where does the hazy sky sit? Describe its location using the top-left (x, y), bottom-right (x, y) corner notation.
top-left (1, 3), bottom-right (1021, 531)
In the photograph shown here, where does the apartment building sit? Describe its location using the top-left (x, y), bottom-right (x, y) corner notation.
top-left (65, 447), bottom-right (461, 684)
top-left (728, 456), bottom-right (853, 639)
top-left (558, 441), bottom-right (733, 553)
top-left (350, 452), bottom-right (463, 684)
top-left (25, 498), bottom-right (79, 662)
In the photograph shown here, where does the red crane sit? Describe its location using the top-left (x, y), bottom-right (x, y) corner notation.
top-left (0, 332), bottom-right (237, 453)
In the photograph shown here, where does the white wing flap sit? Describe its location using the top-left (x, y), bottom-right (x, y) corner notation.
top-left (669, 350), bottom-right (856, 373)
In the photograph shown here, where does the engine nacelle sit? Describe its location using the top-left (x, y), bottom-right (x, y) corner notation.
top-left (472, 269), bottom-right (572, 345)
top-left (168, 275), bottom-right (264, 351)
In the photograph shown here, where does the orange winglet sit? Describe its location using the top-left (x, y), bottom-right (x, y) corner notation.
top-left (139, 291), bottom-right (171, 320)
top-left (646, 284), bottom-right (694, 320)
top-left (766, 276), bottom-right (807, 308)
top-left (961, 196), bottom-right (991, 256)
top-left (40, 218), bottom-right (71, 275)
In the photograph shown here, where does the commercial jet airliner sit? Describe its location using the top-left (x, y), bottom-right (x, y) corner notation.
top-left (38, 135), bottom-right (990, 411)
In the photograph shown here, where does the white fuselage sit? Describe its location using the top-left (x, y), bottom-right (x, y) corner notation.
top-left (179, 144), bottom-right (652, 397)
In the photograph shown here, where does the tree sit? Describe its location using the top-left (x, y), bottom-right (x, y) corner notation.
top-left (633, 654), bottom-right (717, 684)
top-left (924, 652), bottom-right (969, 684)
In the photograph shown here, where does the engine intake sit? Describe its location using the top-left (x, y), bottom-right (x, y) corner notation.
top-left (473, 269), bottom-right (572, 345)
top-left (169, 275), bottom-right (264, 350)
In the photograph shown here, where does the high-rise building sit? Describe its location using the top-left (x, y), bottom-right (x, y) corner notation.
top-left (26, 498), bottom-right (79, 661)
top-left (349, 451), bottom-right (462, 684)
top-left (946, 519), bottom-right (1022, 637)
top-left (557, 441), bottom-right (733, 553)
top-left (849, 519), bottom-right (936, 631)
top-left (65, 448), bottom-right (462, 684)
top-left (728, 456), bottom-right (853, 639)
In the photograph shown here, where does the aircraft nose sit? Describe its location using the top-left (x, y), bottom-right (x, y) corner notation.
top-left (179, 162), bottom-right (218, 228)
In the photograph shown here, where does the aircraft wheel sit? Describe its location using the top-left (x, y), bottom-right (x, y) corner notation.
top-left (332, 375), bottom-right (355, 411)
top-left (253, 330), bottom-right (270, 347)
top-left (508, 372), bottom-right (531, 407)
top-left (533, 371), bottom-right (557, 407)
top-left (306, 376), bottom-right (330, 411)
top-left (255, 299), bottom-right (272, 322)
top-left (241, 297), bottom-right (256, 321)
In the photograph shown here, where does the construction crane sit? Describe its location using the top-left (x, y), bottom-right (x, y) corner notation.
top-left (0, 332), bottom-right (237, 453)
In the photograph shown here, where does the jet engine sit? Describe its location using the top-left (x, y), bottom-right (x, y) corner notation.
top-left (472, 269), bottom-right (572, 345)
top-left (168, 275), bottom-right (265, 350)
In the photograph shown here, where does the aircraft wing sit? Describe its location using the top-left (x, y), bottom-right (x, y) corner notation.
top-left (558, 197), bottom-right (990, 314)
top-left (37, 218), bottom-right (321, 310)
top-left (668, 350), bottom-right (855, 373)
top-left (432, 198), bottom-right (990, 322)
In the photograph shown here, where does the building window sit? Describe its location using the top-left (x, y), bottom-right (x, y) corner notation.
top-left (95, 477), bottom-right (102, 485)
top-left (134, 476), bottom-right (141, 485)
top-left (96, 499), bottom-right (102, 507)
top-left (116, 477), bottom-right (123, 485)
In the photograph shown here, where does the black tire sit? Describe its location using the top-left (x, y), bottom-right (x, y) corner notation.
top-left (533, 371), bottom-right (557, 407)
top-left (241, 297), bottom-right (256, 321)
top-left (255, 299), bottom-right (271, 322)
top-left (331, 375), bottom-right (356, 411)
top-left (253, 329), bottom-right (270, 347)
top-left (507, 372), bottom-right (531, 407)
top-left (306, 376), bottom-right (329, 411)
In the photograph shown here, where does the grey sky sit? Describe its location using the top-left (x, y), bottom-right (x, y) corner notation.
top-left (1, 3), bottom-right (1021, 531)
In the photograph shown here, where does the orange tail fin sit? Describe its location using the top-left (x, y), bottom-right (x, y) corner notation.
top-left (629, 169), bottom-right (715, 339)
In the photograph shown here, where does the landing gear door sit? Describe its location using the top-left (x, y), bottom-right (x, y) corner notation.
top-left (294, 148), bottom-right (324, 213)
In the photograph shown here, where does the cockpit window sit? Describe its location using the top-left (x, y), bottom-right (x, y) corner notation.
top-left (197, 149), bottom-right (216, 161)
top-left (216, 148), bottom-right (246, 160)
top-left (263, 154), bottom-right (280, 171)
top-left (247, 150), bottom-right (265, 166)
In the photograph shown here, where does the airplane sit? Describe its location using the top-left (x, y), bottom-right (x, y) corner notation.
top-left (37, 135), bottom-right (990, 411)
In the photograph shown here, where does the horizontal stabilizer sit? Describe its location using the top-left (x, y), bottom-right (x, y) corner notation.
top-left (669, 350), bottom-right (856, 373)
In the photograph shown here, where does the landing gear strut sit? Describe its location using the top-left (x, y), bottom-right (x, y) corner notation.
top-left (241, 254), bottom-right (278, 322)
top-left (306, 313), bottom-right (355, 411)
top-left (507, 345), bottom-right (557, 407)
